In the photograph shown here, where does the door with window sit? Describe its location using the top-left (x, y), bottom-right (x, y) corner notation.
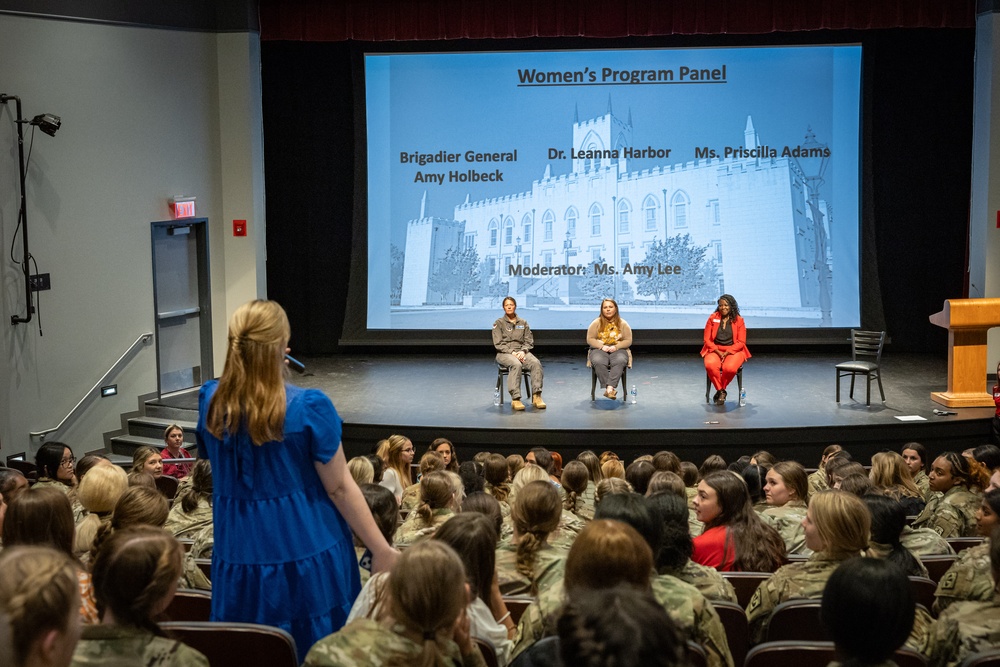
top-left (151, 219), bottom-right (212, 396)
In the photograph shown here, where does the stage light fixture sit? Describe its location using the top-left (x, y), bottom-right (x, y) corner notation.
top-left (30, 113), bottom-right (61, 137)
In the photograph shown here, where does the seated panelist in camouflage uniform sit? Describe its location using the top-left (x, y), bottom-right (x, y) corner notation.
top-left (912, 452), bottom-right (988, 538)
top-left (492, 296), bottom-right (545, 412)
top-left (927, 528), bottom-right (1000, 667)
top-left (305, 541), bottom-right (488, 667)
top-left (933, 489), bottom-right (1000, 615)
top-left (761, 461), bottom-right (811, 556)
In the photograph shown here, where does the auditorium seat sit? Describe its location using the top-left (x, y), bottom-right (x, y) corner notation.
top-left (920, 554), bottom-right (958, 584)
top-left (908, 576), bottom-right (938, 615)
top-left (503, 596), bottom-right (533, 624)
top-left (765, 599), bottom-right (828, 643)
top-left (959, 649), bottom-right (1000, 666)
top-left (160, 621), bottom-right (298, 667)
top-left (711, 600), bottom-right (749, 667)
top-left (156, 474), bottom-right (179, 500)
top-left (475, 638), bottom-right (499, 667)
top-left (947, 537), bottom-right (985, 554)
top-left (745, 641), bottom-right (927, 667)
top-left (720, 571), bottom-right (771, 608)
top-left (162, 588), bottom-right (211, 622)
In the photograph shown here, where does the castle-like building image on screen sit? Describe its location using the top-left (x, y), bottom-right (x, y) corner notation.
top-left (398, 101), bottom-right (832, 321)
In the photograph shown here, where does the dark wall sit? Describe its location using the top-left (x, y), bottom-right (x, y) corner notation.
top-left (262, 29), bottom-right (974, 354)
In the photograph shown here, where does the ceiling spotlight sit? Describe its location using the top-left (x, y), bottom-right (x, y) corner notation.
top-left (30, 113), bottom-right (61, 137)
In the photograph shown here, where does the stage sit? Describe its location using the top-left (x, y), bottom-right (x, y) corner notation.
top-left (285, 350), bottom-right (996, 464)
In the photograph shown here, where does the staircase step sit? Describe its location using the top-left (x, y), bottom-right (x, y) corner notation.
top-left (127, 416), bottom-right (197, 442)
top-left (110, 434), bottom-right (198, 459)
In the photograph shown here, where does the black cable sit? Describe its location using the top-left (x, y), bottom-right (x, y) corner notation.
top-left (8, 124), bottom-right (34, 264)
top-left (28, 253), bottom-right (42, 336)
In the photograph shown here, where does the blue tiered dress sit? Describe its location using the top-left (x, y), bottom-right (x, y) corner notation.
top-left (197, 382), bottom-right (358, 662)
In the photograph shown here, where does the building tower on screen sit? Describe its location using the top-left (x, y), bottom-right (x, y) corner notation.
top-left (399, 103), bottom-right (830, 319)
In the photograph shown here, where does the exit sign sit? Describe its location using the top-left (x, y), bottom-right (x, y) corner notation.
top-left (171, 197), bottom-right (196, 219)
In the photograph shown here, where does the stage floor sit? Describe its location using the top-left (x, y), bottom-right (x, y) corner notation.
top-left (289, 351), bottom-right (996, 462)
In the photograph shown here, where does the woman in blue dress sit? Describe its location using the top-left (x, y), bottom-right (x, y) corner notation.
top-left (197, 300), bottom-right (397, 661)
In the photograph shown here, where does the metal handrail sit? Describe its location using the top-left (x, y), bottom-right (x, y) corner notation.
top-left (30, 332), bottom-right (154, 441)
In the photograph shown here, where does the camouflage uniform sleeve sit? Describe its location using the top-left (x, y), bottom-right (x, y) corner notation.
top-left (924, 503), bottom-right (965, 538)
top-left (509, 594), bottom-right (557, 662)
top-left (692, 599), bottom-right (735, 667)
top-left (933, 547), bottom-right (992, 615)
top-left (746, 575), bottom-right (781, 645)
top-left (926, 612), bottom-right (963, 667)
top-left (904, 604), bottom-right (934, 658)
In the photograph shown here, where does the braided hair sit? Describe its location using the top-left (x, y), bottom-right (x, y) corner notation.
top-left (511, 481), bottom-right (561, 594)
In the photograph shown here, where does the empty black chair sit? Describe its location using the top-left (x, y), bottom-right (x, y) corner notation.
top-left (835, 329), bottom-right (886, 405)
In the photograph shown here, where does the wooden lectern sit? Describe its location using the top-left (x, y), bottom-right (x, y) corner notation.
top-left (929, 298), bottom-right (1000, 407)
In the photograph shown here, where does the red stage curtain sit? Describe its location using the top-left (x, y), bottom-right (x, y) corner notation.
top-left (259, 0), bottom-right (975, 42)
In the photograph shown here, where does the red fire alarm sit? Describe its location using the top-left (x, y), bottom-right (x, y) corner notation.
top-left (233, 220), bottom-right (247, 236)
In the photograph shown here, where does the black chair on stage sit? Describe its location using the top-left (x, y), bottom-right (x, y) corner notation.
top-left (835, 329), bottom-right (886, 405)
top-left (495, 364), bottom-right (532, 406)
top-left (589, 348), bottom-right (631, 402)
top-left (705, 365), bottom-right (744, 403)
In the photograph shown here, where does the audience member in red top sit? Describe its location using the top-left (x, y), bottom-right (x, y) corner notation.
top-left (692, 471), bottom-right (785, 572)
top-left (160, 424), bottom-right (194, 479)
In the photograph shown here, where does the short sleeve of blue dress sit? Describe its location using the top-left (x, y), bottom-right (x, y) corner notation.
top-left (196, 381), bottom-right (358, 662)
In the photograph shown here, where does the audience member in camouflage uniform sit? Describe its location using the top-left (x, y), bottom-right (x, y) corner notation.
top-left (393, 470), bottom-right (459, 548)
top-left (496, 481), bottom-right (566, 596)
top-left (306, 542), bottom-right (488, 667)
top-left (933, 489), bottom-right (1000, 614)
top-left (0, 546), bottom-right (81, 667)
top-left (73, 526), bottom-right (209, 666)
top-left (761, 461), bottom-right (812, 556)
top-left (822, 557), bottom-right (917, 667)
top-left (560, 461), bottom-right (592, 521)
top-left (927, 530), bottom-right (1000, 667)
top-left (911, 452), bottom-right (988, 538)
top-left (180, 524), bottom-right (213, 590)
top-left (399, 451), bottom-right (445, 513)
top-left (807, 445), bottom-right (842, 497)
top-left (862, 494), bottom-right (929, 578)
top-left (511, 519), bottom-right (733, 667)
top-left (648, 492), bottom-right (738, 603)
top-left (164, 459), bottom-right (213, 539)
top-left (747, 491), bottom-right (870, 644)
top-left (901, 524), bottom-right (955, 556)
top-left (902, 442), bottom-right (933, 501)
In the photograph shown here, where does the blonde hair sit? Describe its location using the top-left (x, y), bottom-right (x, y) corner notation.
top-left (869, 451), bottom-right (922, 500)
top-left (348, 456), bottom-right (375, 486)
top-left (0, 546), bottom-right (78, 666)
top-left (130, 446), bottom-right (160, 475)
top-left (595, 477), bottom-right (633, 504)
top-left (601, 459), bottom-right (626, 480)
top-left (809, 490), bottom-right (871, 557)
top-left (511, 462), bottom-right (550, 496)
top-left (206, 299), bottom-right (290, 446)
top-left (511, 481), bottom-right (561, 594)
top-left (74, 465), bottom-right (129, 555)
top-left (387, 541), bottom-right (468, 667)
top-left (384, 434), bottom-right (413, 488)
